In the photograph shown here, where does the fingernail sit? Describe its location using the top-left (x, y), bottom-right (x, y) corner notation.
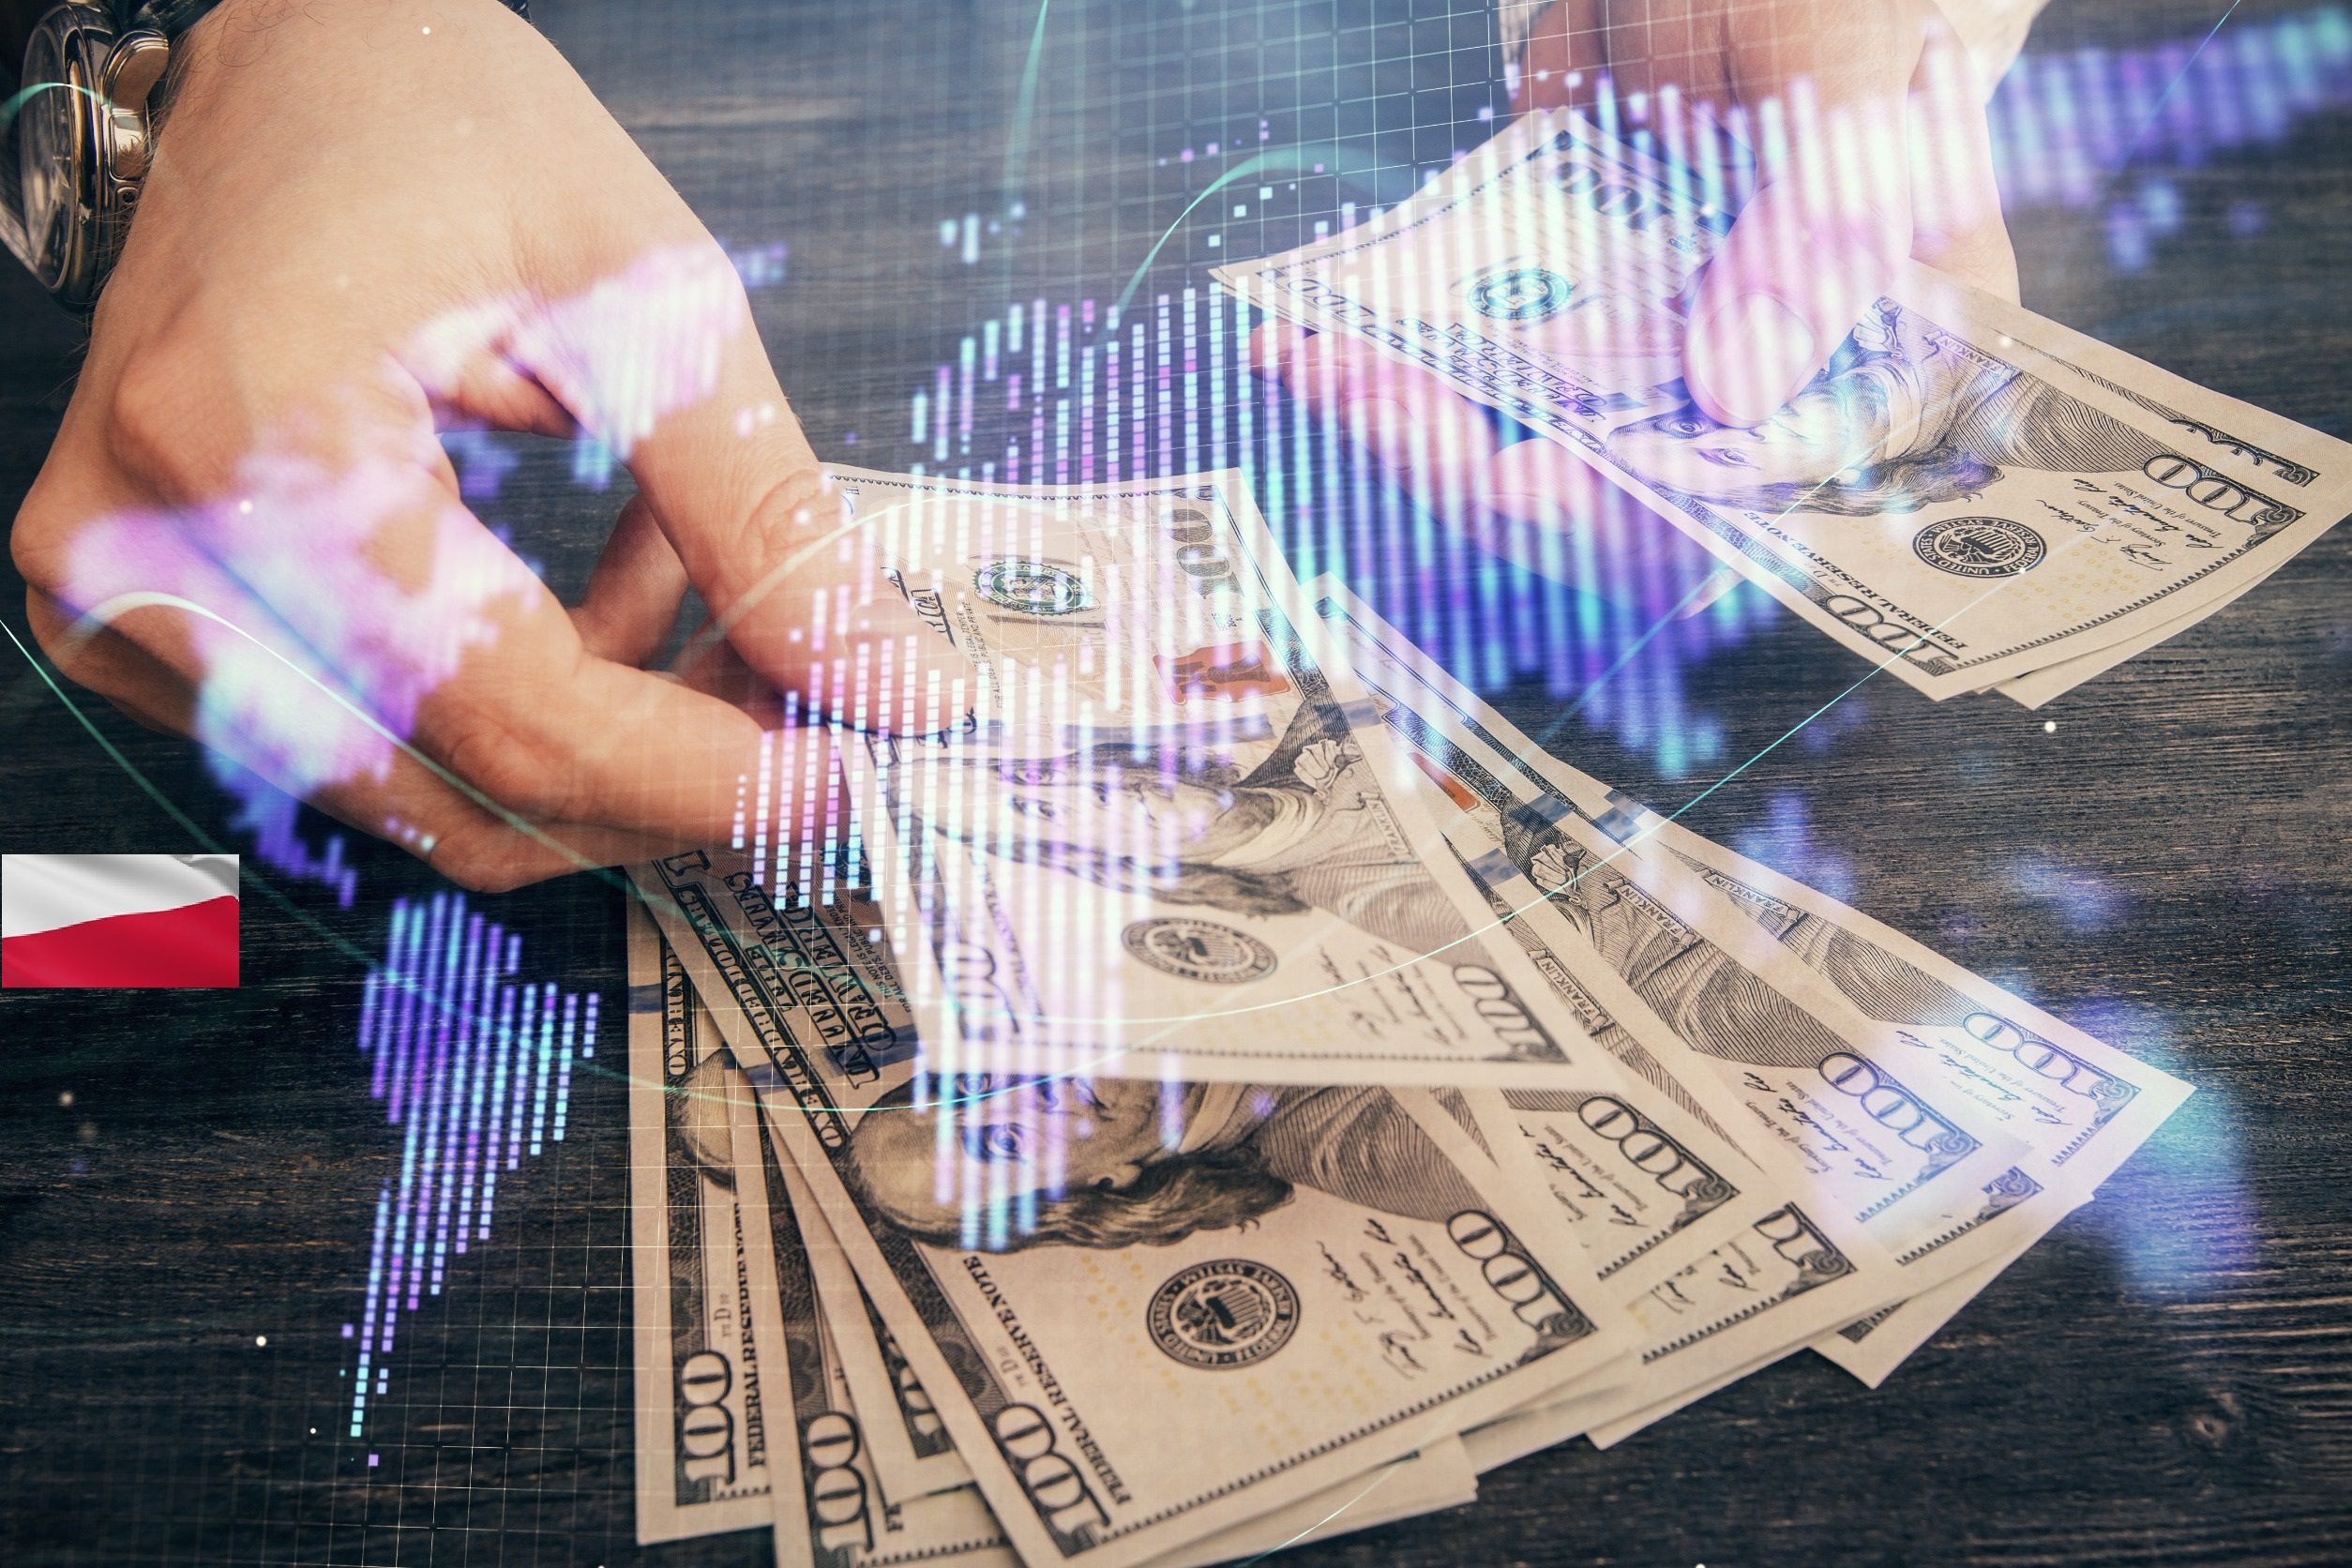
top-left (1689, 294), bottom-right (1817, 427)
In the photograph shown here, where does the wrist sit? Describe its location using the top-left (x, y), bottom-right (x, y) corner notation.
top-left (167, 0), bottom-right (531, 113)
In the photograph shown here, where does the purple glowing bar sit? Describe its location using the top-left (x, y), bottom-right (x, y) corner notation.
top-left (342, 895), bottom-right (599, 1443)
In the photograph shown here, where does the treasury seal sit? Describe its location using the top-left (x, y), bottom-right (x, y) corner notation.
top-left (1468, 266), bottom-right (1574, 322)
top-left (1147, 1261), bottom-right (1301, 1369)
top-left (1122, 918), bottom-right (1276, 984)
top-left (974, 559), bottom-right (1091, 615)
top-left (1911, 518), bottom-right (2047, 579)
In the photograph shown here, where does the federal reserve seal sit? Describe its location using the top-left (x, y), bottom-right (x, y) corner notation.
top-left (1911, 518), bottom-right (2047, 579)
top-left (1468, 266), bottom-right (1574, 322)
top-left (1146, 1261), bottom-right (1301, 1369)
top-left (974, 558), bottom-right (1091, 615)
top-left (1122, 918), bottom-right (1276, 984)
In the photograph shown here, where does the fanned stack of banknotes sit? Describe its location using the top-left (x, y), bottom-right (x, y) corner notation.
top-left (615, 108), bottom-right (2349, 1566)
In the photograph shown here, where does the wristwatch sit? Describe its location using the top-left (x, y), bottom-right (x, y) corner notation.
top-left (2, 0), bottom-right (527, 313)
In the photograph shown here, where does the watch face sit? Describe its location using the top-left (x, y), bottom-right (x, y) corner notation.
top-left (16, 12), bottom-right (98, 297)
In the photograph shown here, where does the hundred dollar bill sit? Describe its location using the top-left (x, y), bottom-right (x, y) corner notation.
top-left (1214, 110), bottom-right (2347, 698)
top-left (717, 1006), bottom-right (1496, 1567)
top-left (1309, 581), bottom-right (2193, 1382)
top-left (1989, 573), bottom-right (2260, 707)
top-left (1421, 837), bottom-right (1896, 1295)
top-left (782, 1153), bottom-right (977, 1500)
top-left (1639, 824), bottom-right (2187, 1380)
top-left (1429, 1081), bottom-right (1894, 1442)
top-left (722, 1033), bottom-right (1013, 1568)
top-left (1448, 1076), bottom-right (1767, 1284)
top-left (1308, 583), bottom-right (2031, 1277)
top-left (1976, 306), bottom-right (2352, 703)
top-left (1461, 1207), bottom-right (1859, 1467)
top-left (667, 883), bottom-right (1630, 1568)
top-left (626, 898), bottom-right (784, 1542)
top-left (1406, 866), bottom-right (1915, 1402)
top-left (824, 464), bottom-right (1623, 1088)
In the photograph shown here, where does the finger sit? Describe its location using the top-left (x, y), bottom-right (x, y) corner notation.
top-left (1517, 0), bottom-right (1738, 137)
top-left (1245, 319), bottom-right (1305, 380)
top-left (1907, 17), bottom-right (2020, 302)
top-left (671, 620), bottom-right (792, 729)
top-left (320, 392), bottom-right (773, 844)
top-left (573, 491), bottom-right (690, 666)
top-left (250, 709), bottom-right (701, 892)
top-left (412, 307), bottom-right (696, 669)
top-left (1683, 4), bottom-right (1921, 427)
top-left (30, 611), bottom-right (188, 737)
top-left (1253, 322), bottom-right (1683, 590)
top-left (31, 573), bottom-right (693, 889)
top-left (514, 244), bottom-right (975, 731)
top-left (1513, 1), bottom-right (1580, 114)
top-left (402, 297), bottom-right (584, 439)
top-left (405, 587), bottom-right (766, 849)
top-left (1483, 434), bottom-right (1619, 525)
top-left (59, 373), bottom-right (767, 849)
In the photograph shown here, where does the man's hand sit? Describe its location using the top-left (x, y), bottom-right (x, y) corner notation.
top-left (10, 0), bottom-right (967, 891)
top-left (1253, 0), bottom-right (2020, 607)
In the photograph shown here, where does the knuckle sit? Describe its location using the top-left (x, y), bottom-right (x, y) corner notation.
top-left (435, 707), bottom-right (580, 823)
top-left (106, 345), bottom-right (234, 496)
top-left (8, 493), bottom-right (70, 592)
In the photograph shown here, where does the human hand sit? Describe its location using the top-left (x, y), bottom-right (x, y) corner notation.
top-left (1253, 0), bottom-right (2019, 607)
top-left (10, 0), bottom-right (969, 891)
top-left (1515, 0), bottom-right (2020, 417)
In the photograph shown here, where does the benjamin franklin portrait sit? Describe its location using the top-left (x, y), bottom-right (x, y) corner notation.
top-left (843, 1075), bottom-right (1485, 1253)
top-left (912, 697), bottom-right (1473, 961)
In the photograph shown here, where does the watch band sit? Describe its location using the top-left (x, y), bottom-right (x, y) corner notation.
top-left (115, 1), bottom-right (527, 32)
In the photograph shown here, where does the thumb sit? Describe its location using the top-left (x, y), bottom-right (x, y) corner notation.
top-left (1682, 5), bottom-right (1920, 427)
top-left (515, 244), bottom-right (978, 733)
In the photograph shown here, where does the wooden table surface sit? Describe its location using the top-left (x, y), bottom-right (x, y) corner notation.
top-left (3, 1), bottom-right (2347, 1562)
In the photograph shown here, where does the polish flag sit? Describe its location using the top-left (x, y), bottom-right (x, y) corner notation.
top-left (2, 854), bottom-right (241, 988)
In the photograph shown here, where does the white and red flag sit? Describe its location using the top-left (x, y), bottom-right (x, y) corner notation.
top-left (1, 854), bottom-right (241, 988)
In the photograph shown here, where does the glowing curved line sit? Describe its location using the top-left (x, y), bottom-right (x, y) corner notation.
top-left (685, 8), bottom-right (2287, 1119)
top-left (7, 382), bottom-right (2081, 1119)
top-left (0, 80), bottom-right (111, 135)
top-left (1001, 0), bottom-right (1053, 207)
top-left (55, 589), bottom-right (636, 885)
top-left (1231, 1454), bottom-right (1410, 1565)
top-left (2048, 0), bottom-right (2247, 276)
top-left (1110, 145), bottom-right (1347, 321)
top-left (20, 445), bottom-right (1977, 1107)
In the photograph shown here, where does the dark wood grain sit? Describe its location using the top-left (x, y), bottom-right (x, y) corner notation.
top-left (2, 1), bottom-right (2348, 1564)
